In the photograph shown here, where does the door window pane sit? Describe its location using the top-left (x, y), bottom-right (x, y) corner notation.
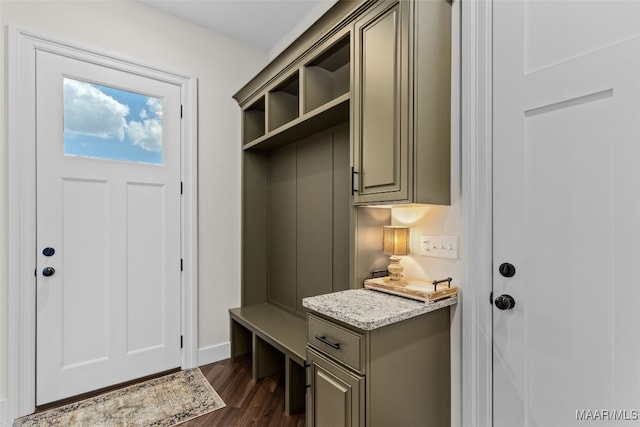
top-left (63, 78), bottom-right (163, 164)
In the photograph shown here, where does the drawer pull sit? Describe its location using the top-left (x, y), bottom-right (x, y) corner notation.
top-left (315, 335), bottom-right (340, 349)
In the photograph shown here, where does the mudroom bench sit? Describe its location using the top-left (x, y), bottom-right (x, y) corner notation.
top-left (229, 304), bottom-right (307, 414)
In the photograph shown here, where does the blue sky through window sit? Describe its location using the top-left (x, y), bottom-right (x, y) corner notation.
top-left (63, 78), bottom-right (163, 164)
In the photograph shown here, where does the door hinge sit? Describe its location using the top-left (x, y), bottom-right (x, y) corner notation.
top-left (180, 105), bottom-right (183, 118)
top-left (181, 259), bottom-right (184, 271)
top-left (180, 335), bottom-right (183, 349)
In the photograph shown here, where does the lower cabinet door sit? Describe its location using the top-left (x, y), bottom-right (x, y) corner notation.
top-left (307, 348), bottom-right (365, 427)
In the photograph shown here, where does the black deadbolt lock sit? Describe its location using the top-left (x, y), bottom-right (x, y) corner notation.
top-left (499, 262), bottom-right (516, 278)
top-left (43, 247), bottom-right (55, 257)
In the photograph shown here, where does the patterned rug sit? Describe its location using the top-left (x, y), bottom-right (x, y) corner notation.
top-left (14, 368), bottom-right (225, 427)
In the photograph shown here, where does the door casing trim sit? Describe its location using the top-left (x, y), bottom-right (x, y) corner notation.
top-left (461, 1), bottom-right (493, 426)
top-left (7, 26), bottom-right (199, 419)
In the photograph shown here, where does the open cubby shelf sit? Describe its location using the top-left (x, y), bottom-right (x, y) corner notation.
top-left (243, 93), bottom-right (349, 151)
top-left (304, 34), bottom-right (350, 113)
top-left (243, 97), bottom-right (266, 145)
top-left (241, 32), bottom-right (351, 149)
top-left (268, 72), bottom-right (300, 132)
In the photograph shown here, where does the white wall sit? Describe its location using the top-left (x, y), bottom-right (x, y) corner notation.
top-left (0, 0), bottom-right (267, 409)
top-left (268, 0), bottom-right (338, 61)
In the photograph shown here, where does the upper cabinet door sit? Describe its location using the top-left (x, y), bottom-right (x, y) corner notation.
top-left (352, 0), bottom-right (410, 204)
top-left (352, 0), bottom-right (451, 206)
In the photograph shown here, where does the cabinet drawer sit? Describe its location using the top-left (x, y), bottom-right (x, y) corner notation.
top-left (307, 314), bottom-right (364, 372)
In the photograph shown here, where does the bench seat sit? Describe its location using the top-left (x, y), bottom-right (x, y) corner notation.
top-left (229, 304), bottom-right (307, 414)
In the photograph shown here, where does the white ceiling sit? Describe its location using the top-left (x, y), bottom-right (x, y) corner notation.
top-left (139, 0), bottom-right (335, 52)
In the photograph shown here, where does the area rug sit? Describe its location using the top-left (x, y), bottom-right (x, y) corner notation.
top-left (13, 368), bottom-right (225, 427)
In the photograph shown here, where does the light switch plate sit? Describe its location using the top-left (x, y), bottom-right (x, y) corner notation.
top-left (420, 235), bottom-right (458, 259)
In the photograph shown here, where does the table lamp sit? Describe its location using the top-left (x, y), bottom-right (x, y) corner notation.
top-left (383, 226), bottom-right (410, 286)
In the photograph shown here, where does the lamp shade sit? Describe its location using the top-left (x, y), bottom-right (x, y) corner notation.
top-left (382, 226), bottom-right (410, 256)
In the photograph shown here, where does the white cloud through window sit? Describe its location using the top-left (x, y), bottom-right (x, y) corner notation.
top-left (127, 119), bottom-right (163, 152)
top-left (64, 78), bottom-right (163, 153)
top-left (64, 79), bottom-right (129, 141)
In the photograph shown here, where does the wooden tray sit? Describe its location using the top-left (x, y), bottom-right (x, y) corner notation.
top-left (364, 277), bottom-right (458, 303)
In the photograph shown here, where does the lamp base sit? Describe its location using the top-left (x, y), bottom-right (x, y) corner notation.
top-left (387, 255), bottom-right (407, 286)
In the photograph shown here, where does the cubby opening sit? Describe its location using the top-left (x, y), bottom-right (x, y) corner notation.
top-left (268, 72), bottom-right (300, 131)
top-left (243, 97), bottom-right (266, 145)
top-left (304, 35), bottom-right (350, 113)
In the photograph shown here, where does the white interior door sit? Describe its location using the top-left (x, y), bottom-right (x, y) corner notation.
top-left (493, 1), bottom-right (640, 425)
top-left (36, 50), bottom-right (182, 405)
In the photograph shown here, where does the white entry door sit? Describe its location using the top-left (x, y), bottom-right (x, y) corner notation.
top-left (493, 1), bottom-right (640, 425)
top-left (36, 50), bottom-right (182, 405)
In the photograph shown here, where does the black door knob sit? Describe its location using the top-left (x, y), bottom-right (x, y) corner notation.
top-left (42, 267), bottom-right (55, 277)
top-left (495, 294), bottom-right (516, 310)
top-left (499, 262), bottom-right (516, 277)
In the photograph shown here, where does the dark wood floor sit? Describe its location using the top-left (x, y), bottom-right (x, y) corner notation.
top-left (178, 356), bottom-right (306, 427)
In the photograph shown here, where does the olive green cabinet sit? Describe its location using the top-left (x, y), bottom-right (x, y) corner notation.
top-left (307, 348), bottom-right (365, 427)
top-left (352, 0), bottom-right (451, 205)
top-left (352, 0), bottom-right (409, 204)
top-left (233, 0), bottom-right (453, 420)
top-left (306, 309), bottom-right (450, 427)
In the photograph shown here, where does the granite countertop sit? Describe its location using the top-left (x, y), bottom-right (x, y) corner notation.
top-left (302, 288), bottom-right (457, 331)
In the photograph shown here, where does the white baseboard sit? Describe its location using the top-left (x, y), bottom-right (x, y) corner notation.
top-left (198, 342), bottom-right (230, 366)
top-left (0, 398), bottom-right (11, 427)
